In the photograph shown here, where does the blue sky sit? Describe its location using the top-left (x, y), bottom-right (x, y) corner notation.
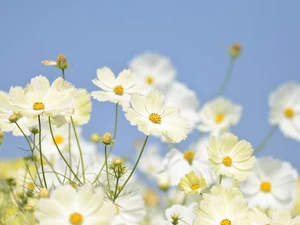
top-left (0, 1), bottom-right (299, 170)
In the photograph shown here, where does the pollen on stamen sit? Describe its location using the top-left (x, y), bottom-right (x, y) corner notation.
top-left (33, 102), bottom-right (45, 111)
top-left (149, 113), bottom-right (161, 124)
top-left (191, 184), bottom-right (200, 190)
top-left (260, 181), bottom-right (271, 192)
top-left (220, 218), bottom-right (231, 225)
top-left (145, 75), bottom-right (154, 85)
top-left (69, 212), bottom-right (84, 225)
top-left (284, 108), bottom-right (295, 119)
top-left (215, 113), bottom-right (225, 123)
top-left (113, 85), bottom-right (124, 95)
top-left (54, 135), bottom-right (64, 145)
top-left (222, 156), bottom-right (232, 167)
top-left (184, 150), bottom-right (195, 164)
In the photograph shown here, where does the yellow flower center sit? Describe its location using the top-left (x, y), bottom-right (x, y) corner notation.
top-left (284, 108), bottom-right (295, 119)
top-left (215, 113), bottom-right (225, 123)
top-left (222, 156), bottom-right (232, 167)
top-left (260, 181), bottom-right (271, 192)
top-left (113, 85), bottom-right (124, 95)
top-left (220, 219), bottom-right (231, 225)
top-left (184, 150), bottom-right (195, 164)
top-left (33, 102), bottom-right (45, 110)
top-left (149, 113), bottom-right (161, 124)
top-left (191, 184), bottom-right (200, 190)
top-left (145, 75), bottom-right (155, 85)
top-left (54, 135), bottom-right (64, 145)
top-left (69, 212), bottom-right (83, 225)
top-left (27, 182), bottom-right (35, 190)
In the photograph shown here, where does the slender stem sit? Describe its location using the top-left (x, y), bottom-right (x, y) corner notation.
top-left (93, 103), bottom-right (119, 184)
top-left (104, 146), bottom-right (111, 194)
top-left (113, 175), bottom-right (119, 200)
top-left (48, 117), bottom-right (83, 184)
top-left (113, 135), bottom-right (149, 202)
top-left (254, 126), bottom-right (277, 155)
top-left (219, 175), bottom-right (223, 185)
top-left (62, 69), bottom-right (65, 80)
top-left (38, 115), bottom-right (47, 188)
top-left (68, 123), bottom-right (72, 179)
top-left (216, 57), bottom-right (236, 96)
top-left (15, 122), bottom-right (43, 185)
top-left (70, 116), bottom-right (86, 183)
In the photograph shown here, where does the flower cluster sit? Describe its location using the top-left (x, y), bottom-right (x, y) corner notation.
top-left (0, 46), bottom-right (299, 225)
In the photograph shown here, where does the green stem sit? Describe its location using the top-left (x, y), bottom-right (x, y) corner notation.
top-left (219, 175), bottom-right (223, 185)
top-left (68, 123), bottom-right (72, 179)
top-left (254, 126), bottom-right (277, 155)
top-left (62, 69), bottom-right (65, 80)
top-left (216, 57), bottom-right (236, 96)
top-left (70, 116), bottom-right (86, 183)
top-left (113, 135), bottom-right (149, 202)
top-left (15, 122), bottom-right (43, 186)
top-left (48, 117), bottom-right (83, 184)
top-left (93, 103), bottom-right (119, 184)
top-left (104, 145), bottom-right (111, 195)
top-left (38, 115), bottom-right (47, 188)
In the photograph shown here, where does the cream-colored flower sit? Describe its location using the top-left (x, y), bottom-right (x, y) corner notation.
top-left (0, 91), bottom-right (37, 136)
top-left (244, 208), bottom-right (271, 225)
top-left (9, 75), bottom-right (78, 120)
top-left (208, 132), bottom-right (255, 182)
top-left (160, 148), bottom-right (216, 186)
top-left (164, 81), bottom-right (200, 131)
top-left (269, 209), bottom-right (300, 225)
top-left (240, 157), bottom-right (298, 209)
top-left (178, 171), bottom-right (208, 195)
top-left (291, 179), bottom-right (300, 217)
top-left (91, 67), bottom-right (148, 110)
top-left (269, 81), bottom-right (300, 141)
top-left (198, 97), bottom-right (242, 136)
top-left (125, 90), bottom-right (189, 143)
top-left (35, 184), bottom-right (116, 225)
top-left (129, 52), bottom-right (176, 91)
top-left (195, 185), bottom-right (249, 225)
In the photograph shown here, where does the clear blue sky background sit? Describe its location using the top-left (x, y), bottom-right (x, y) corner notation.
top-left (0, 1), bottom-right (299, 171)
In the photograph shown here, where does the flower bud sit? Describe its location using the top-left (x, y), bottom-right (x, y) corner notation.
top-left (56, 54), bottom-right (69, 70)
top-left (27, 182), bottom-right (35, 191)
top-left (102, 132), bottom-right (113, 145)
top-left (113, 157), bottom-right (122, 166)
top-left (229, 42), bottom-right (242, 58)
top-left (158, 176), bottom-right (170, 191)
top-left (39, 188), bottom-right (50, 198)
top-left (29, 127), bottom-right (39, 134)
top-left (0, 131), bottom-right (4, 138)
top-left (9, 113), bottom-right (20, 123)
top-left (90, 133), bottom-right (101, 143)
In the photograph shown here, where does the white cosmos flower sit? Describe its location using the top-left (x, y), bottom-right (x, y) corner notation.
top-left (240, 157), bottom-right (298, 209)
top-left (244, 208), bottom-right (271, 225)
top-left (129, 52), bottom-right (176, 91)
top-left (195, 185), bottom-right (249, 225)
top-left (269, 209), bottom-right (300, 225)
top-left (159, 147), bottom-right (216, 186)
top-left (208, 132), bottom-right (255, 182)
top-left (65, 88), bottom-right (92, 125)
top-left (91, 67), bottom-right (148, 110)
top-left (125, 90), bottom-right (189, 143)
top-left (198, 97), bottom-right (242, 136)
top-left (110, 189), bottom-right (146, 225)
top-left (35, 184), bottom-right (116, 225)
top-left (178, 171), bottom-right (208, 195)
top-left (159, 203), bottom-right (197, 225)
top-left (291, 179), bottom-right (300, 217)
top-left (0, 91), bottom-right (36, 136)
top-left (9, 75), bottom-right (77, 120)
top-left (269, 82), bottom-right (300, 141)
top-left (164, 81), bottom-right (200, 132)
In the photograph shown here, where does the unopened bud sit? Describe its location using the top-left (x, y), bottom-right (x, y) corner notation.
top-left (113, 158), bottom-right (122, 166)
top-left (24, 204), bottom-right (34, 211)
top-left (29, 127), bottom-right (39, 134)
top-left (39, 188), bottom-right (49, 198)
top-left (229, 42), bottom-right (242, 58)
top-left (0, 131), bottom-right (4, 138)
top-left (158, 177), bottom-right (170, 191)
top-left (9, 113), bottom-right (20, 123)
top-left (90, 133), bottom-right (101, 143)
top-left (102, 132), bottom-right (113, 145)
top-left (56, 54), bottom-right (69, 70)
top-left (27, 182), bottom-right (35, 191)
